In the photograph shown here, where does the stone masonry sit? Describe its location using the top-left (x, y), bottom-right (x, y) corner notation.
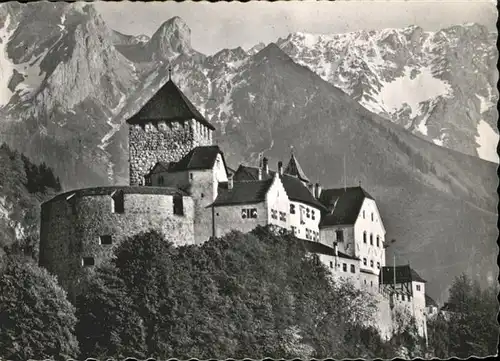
top-left (129, 119), bottom-right (213, 186)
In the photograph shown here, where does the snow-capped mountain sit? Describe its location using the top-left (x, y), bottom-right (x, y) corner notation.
top-left (275, 26), bottom-right (498, 163)
top-left (0, 2), bottom-right (497, 301)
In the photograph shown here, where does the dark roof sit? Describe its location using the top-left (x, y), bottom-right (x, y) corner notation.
top-left (319, 186), bottom-right (375, 227)
top-left (43, 186), bottom-right (187, 205)
top-left (425, 294), bottom-right (438, 307)
top-left (360, 268), bottom-right (377, 275)
top-left (127, 79), bottom-right (215, 130)
top-left (166, 145), bottom-right (224, 172)
top-left (148, 162), bottom-right (172, 175)
top-left (233, 165), bottom-right (326, 211)
top-left (379, 265), bottom-right (427, 284)
top-left (211, 179), bottom-right (274, 207)
top-left (300, 239), bottom-right (359, 260)
top-left (284, 154), bottom-right (310, 183)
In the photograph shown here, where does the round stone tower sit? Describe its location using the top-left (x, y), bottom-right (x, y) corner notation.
top-left (127, 78), bottom-right (215, 186)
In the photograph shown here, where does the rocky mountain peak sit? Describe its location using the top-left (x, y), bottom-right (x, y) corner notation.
top-left (148, 16), bottom-right (192, 60)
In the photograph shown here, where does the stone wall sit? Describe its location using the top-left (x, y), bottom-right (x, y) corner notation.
top-left (214, 203), bottom-right (267, 238)
top-left (128, 119), bottom-right (213, 186)
top-left (39, 187), bottom-right (195, 298)
top-left (320, 226), bottom-right (356, 256)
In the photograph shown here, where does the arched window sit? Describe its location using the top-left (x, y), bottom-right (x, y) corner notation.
top-left (370, 260), bottom-right (374, 268)
top-left (363, 258), bottom-right (367, 266)
top-left (370, 233), bottom-right (373, 245)
top-left (363, 232), bottom-right (367, 243)
top-left (376, 235), bottom-right (380, 247)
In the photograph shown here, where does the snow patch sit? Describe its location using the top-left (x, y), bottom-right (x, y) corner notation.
top-left (475, 119), bottom-right (499, 163)
top-left (375, 66), bottom-right (452, 118)
top-left (476, 93), bottom-right (495, 113)
top-left (0, 14), bottom-right (15, 107)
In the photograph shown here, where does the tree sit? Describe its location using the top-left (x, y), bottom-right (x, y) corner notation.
top-left (445, 273), bottom-right (499, 357)
top-left (75, 263), bottom-right (147, 359)
top-left (0, 258), bottom-right (79, 360)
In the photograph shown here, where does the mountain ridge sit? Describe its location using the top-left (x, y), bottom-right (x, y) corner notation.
top-left (0, 3), bottom-right (497, 302)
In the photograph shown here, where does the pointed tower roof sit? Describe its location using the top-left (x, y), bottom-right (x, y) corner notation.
top-left (284, 153), bottom-right (310, 183)
top-left (127, 79), bottom-right (215, 130)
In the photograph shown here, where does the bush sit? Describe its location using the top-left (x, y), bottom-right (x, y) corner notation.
top-left (0, 258), bottom-right (79, 360)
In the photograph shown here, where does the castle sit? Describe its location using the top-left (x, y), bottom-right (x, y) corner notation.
top-left (38, 77), bottom-right (428, 341)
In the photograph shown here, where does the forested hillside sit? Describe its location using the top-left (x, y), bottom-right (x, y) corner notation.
top-left (0, 143), bottom-right (61, 260)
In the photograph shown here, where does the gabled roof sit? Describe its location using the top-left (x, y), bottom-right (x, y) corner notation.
top-left (148, 162), bottom-right (173, 175)
top-left (425, 294), bottom-right (438, 307)
top-left (211, 179), bottom-right (274, 207)
top-left (319, 186), bottom-right (375, 227)
top-left (155, 145), bottom-right (224, 173)
top-left (126, 79), bottom-right (215, 130)
top-left (284, 154), bottom-right (310, 183)
top-left (379, 265), bottom-right (427, 284)
top-left (233, 165), bottom-right (326, 211)
top-left (301, 239), bottom-right (359, 261)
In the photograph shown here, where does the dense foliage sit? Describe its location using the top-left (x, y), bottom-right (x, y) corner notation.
top-left (0, 257), bottom-right (79, 361)
top-left (76, 226), bottom-right (396, 359)
top-left (427, 273), bottom-right (499, 358)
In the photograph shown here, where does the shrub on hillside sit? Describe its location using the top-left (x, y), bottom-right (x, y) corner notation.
top-left (0, 257), bottom-right (79, 361)
top-left (75, 226), bottom-right (392, 359)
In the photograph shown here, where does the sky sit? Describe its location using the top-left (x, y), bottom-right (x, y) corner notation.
top-left (95, 0), bottom-right (498, 55)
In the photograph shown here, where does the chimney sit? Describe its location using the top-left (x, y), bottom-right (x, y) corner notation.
top-left (315, 182), bottom-right (322, 199)
top-left (228, 175), bottom-right (233, 190)
top-left (278, 161), bottom-right (283, 176)
top-left (263, 157), bottom-right (269, 176)
top-left (258, 167), bottom-right (262, 180)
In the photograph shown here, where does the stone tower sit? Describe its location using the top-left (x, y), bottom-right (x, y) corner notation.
top-left (126, 78), bottom-right (215, 186)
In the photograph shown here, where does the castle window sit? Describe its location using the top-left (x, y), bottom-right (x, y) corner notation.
top-left (370, 260), bottom-right (374, 268)
top-left (343, 263), bottom-right (347, 272)
top-left (370, 233), bottom-right (373, 245)
top-left (377, 262), bottom-right (380, 269)
top-left (363, 258), bottom-right (367, 266)
top-left (189, 173), bottom-right (194, 180)
top-left (291, 226), bottom-right (297, 235)
top-left (336, 229), bottom-right (344, 242)
top-left (82, 257), bottom-right (95, 267)
top-left (330, 261), bottom-right (333, 269)
top-left (371, 213), bottom-right (374, 221)
top-left (158, 175), bottom-right (164, 185)
top-left (416, 285), bottom-right (421, 291)
top-left (290, 204), bottom-right (295, 214)
top-left (173, 195), bottom-right (184, 216)
top-left (311, 210), bottom-right (315, 220)
top-left (363, 232), bottom-right (367, 243)
top-left (350, 264), bottom-right (355, 273)
top-left (111, 191), bottom-right (124, 214)
top-left (271, 209), bottom-right (278, 220)
top-left (363, 210), bottom-right (365, 219)
top-left (99, 235), bottom-right (112, 245)
top-left (279, 211), bottom-right (286, 222)
top-left (376, 236), bottom-right (380, 247)
top-left (306, 229), bottom-right (311, 240)
top-left (306, 208), bottom-right (310, 218)
top-left (402, 294), bottom-right (405, 301)
top-left (371, 281), bottom-right (373, 287)
top-left (242, 208), bottom-right (258, 219)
